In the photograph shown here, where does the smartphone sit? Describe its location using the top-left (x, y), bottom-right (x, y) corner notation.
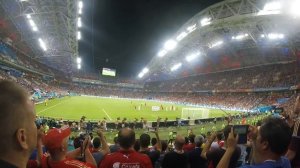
top-left (233, 125), bottom-right (249, 144)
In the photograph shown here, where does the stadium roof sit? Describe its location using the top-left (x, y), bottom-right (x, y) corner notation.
top-left (0, 0), bottom-right (78, 74)
top-left (140, 0), bottom-right (300, 81)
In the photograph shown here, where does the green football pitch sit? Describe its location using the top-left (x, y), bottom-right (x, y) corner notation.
top-left (35, 96), bottom-right (238, 121)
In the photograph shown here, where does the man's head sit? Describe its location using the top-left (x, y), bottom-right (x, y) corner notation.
top-left (194, 135), bottom-right (204, 147)
top-left (118, 128), bottom-right (135, 150)
top-left (188, 134), bottom-right (195, 143)
top-left (174, 135), bottom-right (185, 150)
top-left (252, 117), bottom-right (292, 163)
top-left (0, 80), bottom-right (37, 158)
top-left (93, 137), bottom-right (101, 149)
top-left (43, 126), bottom-right (71, 155)
top-left (151, 137), bottom-right (157, 146)
top-left (140, 133), bottom-right (150, 148)
top-left (216, 132), bottom-right (223, 141)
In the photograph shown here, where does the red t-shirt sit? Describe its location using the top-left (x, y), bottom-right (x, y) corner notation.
top-left (41, 155), bottom-right (96, 168)
top-left (99, 149), bottom-right (152, 168)
top-left (183, 143), bottom-right (196, 152)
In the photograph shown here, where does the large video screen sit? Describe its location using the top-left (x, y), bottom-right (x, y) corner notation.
top-left (102, 68), bottom-right (116, 77)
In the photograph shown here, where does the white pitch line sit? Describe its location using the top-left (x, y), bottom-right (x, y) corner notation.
top-left (37, 102), bottom-right (64, 115)
top-left (102, 109), bottom-right (112, 121)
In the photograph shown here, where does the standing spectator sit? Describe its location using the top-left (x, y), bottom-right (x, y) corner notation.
top-left (201, 125), bottom-right (241, 168)
top-left (188, 135), bottom-right (207, 168)
top-left (41, 126), bottom-right (97, 168)
top-left (183, 134), bottom-right (196, 152)
top-left (91, 130), bottom-right (110, 166)
top-left (109, 137), bottom-right (120, 153)
top-left (217, 117), bottom-right (292, 168)
top-left (162, 135), bottom-right (188, 168)
top-left (99, 128), bottom-right (152, 168)
top-left (0, 80), bottom-right (37, 167)
top-left (140, 131), bottom-right (161, 167)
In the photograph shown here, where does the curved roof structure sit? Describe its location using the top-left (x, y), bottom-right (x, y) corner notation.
top-left (141, 0), bottom-right (300, 81)
top-left (0, 0), bottom-right (78, 73)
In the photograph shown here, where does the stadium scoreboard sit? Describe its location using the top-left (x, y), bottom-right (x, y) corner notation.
top-left (102, 68), bottom-right (116, 77)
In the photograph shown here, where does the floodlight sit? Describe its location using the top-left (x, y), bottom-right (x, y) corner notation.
top-left (78, 1), bottom-right (83, 9)
top-left (142, 68), bottom-right (149, 74)
top-left (232, 34), bottom-right (248, 40)
top-left (261, 34), bottom-right (265, 38)
top-left (77, 64), bottom-right (81, 69)
top-left (164, 39), bottom-right (177, 51)
top-left (138, 72), bottom-right (144, 78)
top-left (201, 17), bottom-right (211, 27)
top-left (176, 32), bottom-right (187, 41)
top-left (32, 26), bottom-right (38, 31)
top-left (77, 31), bottom-right (81, 40)
top-left (38, 38), bottom-right (47, 51)
top-left (26, 14), bottom-right (31, 19)
top-left (186, 52), bottom-right (200, 62)
top-left (79, 8), bottom-right (82, 15)
top-left (77, 17), bottom-right (82, 27)
top-left (210, 41), bottom-right (223, 48)
top-left (187, 24), bottom-right (196, 33)
top-left (268, 33), bottom-right (284, 39)
top-left (258, 1), bottom-right (281, 15)
top-left (158, 49), bottom-right (167, 57)
top-left (171, 63), bottom-right (182, 71)
top-left (290, 0), bottom-right (300, 18)
top-left (29, 19), bottom-right (36, 27)
top-left (77, 57), bottom-right (82, 64)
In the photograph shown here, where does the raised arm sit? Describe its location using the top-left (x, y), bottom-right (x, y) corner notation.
top-left (201, 133), bottom-right (216, 159)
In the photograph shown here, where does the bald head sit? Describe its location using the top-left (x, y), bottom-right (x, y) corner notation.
top-left (118, 128), bottom-right (135, 149)
top-left (174, 135), bottom-right (185, 150)
top-left (0, 80), bottom-right (37, 156)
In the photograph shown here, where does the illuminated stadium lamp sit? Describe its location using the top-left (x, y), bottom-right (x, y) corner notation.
top-left (38, 38), bottom-right (47, 51)
top-left (201, 17), bottom-right (211, 27)
top-left (186, 24), bottom-right (196, 33)
top-left (77, 64), bottom-right (81, 69)
top-left (77, 17), bottom-right (82, 27)
top-left (232, 34), bottom-right (248, 40)
top-left (186, 52), bottom-right (200, 62)
top-left (78, 1), bottom-right (83, 9)
top-left (138, 72), bottom-right (144, 78)
top-left (157, 49), bottom-right (167, 57)
top-left (176, 32), bottom-right (187, 41)
top-left (77, 31), bottom-right (81, 40)
top-left (29, 19), bottom-right (36, 27)
top-left (164, 39), bottom-right (177, 51)
top-left (32, 26), bottom-right (38, 32)
top-left (268, 33), bottom-right (284, 40)
top-left (261, 34), bottom-right (266, 38)
top-left (170, 63), bottom-right (182, 72)
top-left (290, 0), bottom-right (300, 18)
top-left (142, 68), bottom-right (149, 74)
top-left (26, 14), bottom-right (31, 19)
top-left (77, 57), bottom-right (82, 64)
top-left (210, 41), bottom-right (223, 48)
top-left (257, 1), bottom-right (281, 16)
top-left (79, 8), bottom-right (82, 15)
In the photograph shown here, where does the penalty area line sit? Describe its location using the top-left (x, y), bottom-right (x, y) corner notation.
top-left (37, 102), bottom-right (64, 115)
top-left (102, 109), bottom-right (112, 121)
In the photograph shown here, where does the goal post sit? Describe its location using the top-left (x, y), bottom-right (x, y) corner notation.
top-left (181, 108), bottom-right (210, 120)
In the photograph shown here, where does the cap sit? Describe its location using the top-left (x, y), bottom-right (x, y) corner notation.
top-left (43, 125), bottom-right (71, 150)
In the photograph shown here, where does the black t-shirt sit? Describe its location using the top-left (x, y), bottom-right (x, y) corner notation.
top-left (188, 147), bottom-right (207, 168)
top-left (140, 149), bottom-right (160, 167)
top-left (206, 147), bottom-right (241, 168)
top-left (162, 151), bottom-right (188, 168)
top-left (0, 159), bottom-right (18, 168)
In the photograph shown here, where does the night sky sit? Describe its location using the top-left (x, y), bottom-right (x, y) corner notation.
top-left (79, 0), bottom-right (221, 78)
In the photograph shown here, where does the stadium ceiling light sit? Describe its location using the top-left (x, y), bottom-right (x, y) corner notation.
top-left (210, 40), bottom-right (223, 48)
top-left (170, 63), bottom-right (182, 72)
top-left (26, 14), bottom-right (31, 19)
top-left (29, 19), bottom-right (36, 27)
top-left (186, 24), bottom-right (196, 33)
top-left (79, 8), bottom-right (82, 15)
top-left (77, 57), bottom-right (82, 64)
top-left (77, 64), bottom-right (81, 69)
top-left (77, 17), bottom-right (82, 27)
top-left (77, 31), bottom-right (81, 40)
top-left (157, 49), bottom-right (167, 57)
top-left (267, 33), bottom-right (284, 40)
top-left (290, 0), bottom-right (300, 18)
top-left (38, 38), bottom-right (47, 51)
top-left (186, 52), bottom-right (200, 62)
top-left (78, 1), bottom-right (83, 9)
top-left (32, 26), bottom-right (38, 32)
top-left (258, 1), bottom-right (282, 16)
top-left (176, 32), bottom-right (187, 41)
top-left (142, 68), bottom-right (149, 74)
top-left (201, 17), bottom-right (211, 27)
top-left (232, 34), bottom-right (249, 40)
top-left (164, 39), bottom-right (177, 51)
top-left (138, 72), bottom-right (144, 78)
top-left (261, 34), bottom-right (265, 38)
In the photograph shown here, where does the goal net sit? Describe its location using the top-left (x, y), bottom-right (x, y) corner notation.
top-left (181, 108), bottom-right (210, 120)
